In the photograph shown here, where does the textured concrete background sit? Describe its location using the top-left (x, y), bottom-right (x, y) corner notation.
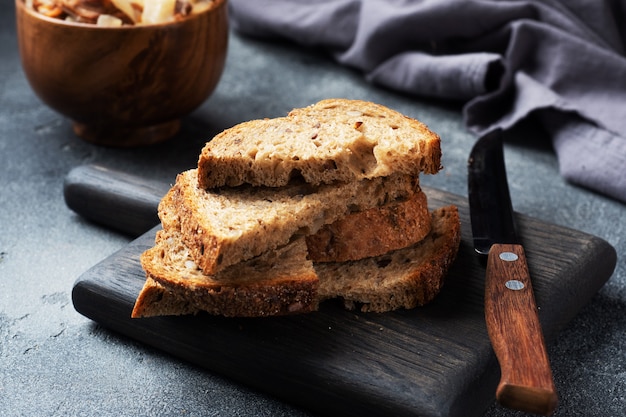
top-left (1, 1), bottom-right (624, 416)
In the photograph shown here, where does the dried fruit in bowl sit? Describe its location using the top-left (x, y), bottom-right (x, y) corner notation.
top-left (25, 0), bottom-right (215, 26)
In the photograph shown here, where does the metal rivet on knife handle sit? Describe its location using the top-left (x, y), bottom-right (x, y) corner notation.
top-left (505, 280), bottom-right (525, 291)
top-left (499, 252), bottom-right (519, 262)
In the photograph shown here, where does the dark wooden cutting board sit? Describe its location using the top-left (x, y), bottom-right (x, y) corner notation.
top-left (71, 186), bottom-right (616, 417)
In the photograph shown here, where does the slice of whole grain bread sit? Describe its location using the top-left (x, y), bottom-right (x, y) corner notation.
top-left (161, 170), bottom-right (432, 266)
top-left (132, 229), bottom-right (318, 318)
top-left (169, 169), bottom-right (419, 276)
top-left (197, 98), bottom-right (441, 189)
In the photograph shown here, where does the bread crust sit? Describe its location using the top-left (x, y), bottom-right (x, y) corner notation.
top-left (315, 205), bottom-right (461, 312)
top-left (197, 99), bottom-right (441, 188)
top-left (306, 190), bottom-right (431, 262)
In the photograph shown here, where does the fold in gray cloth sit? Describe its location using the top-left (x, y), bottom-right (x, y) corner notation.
top-left (229, 0), bottom-right (626, 203)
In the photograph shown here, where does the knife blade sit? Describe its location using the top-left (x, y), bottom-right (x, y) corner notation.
top-left (467, 129), bottom-right (558, 415)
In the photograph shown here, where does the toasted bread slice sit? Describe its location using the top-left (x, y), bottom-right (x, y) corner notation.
top-left (306, 189), bottom-right (431, 262)
top-left (197, 99), bottom-right (441, 189)
top-left (168, 169), bottom-right (419, 275)
top-left (132, 229), bottom-right (318, 318)
top-left (160, 173), bottom-right (431, 265)
top-left (132, 206), bottom-right (460, 317)
top-left (316, 205), bottom-right (461, 312)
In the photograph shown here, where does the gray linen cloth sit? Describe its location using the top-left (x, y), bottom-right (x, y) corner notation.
top-left (229, 0), bottom-right (626, 203)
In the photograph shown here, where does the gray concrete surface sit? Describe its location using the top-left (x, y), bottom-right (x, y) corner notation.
top-left (1, 1), bottom-right (624, 416)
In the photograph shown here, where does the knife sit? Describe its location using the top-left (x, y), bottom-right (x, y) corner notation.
top-left (467, 129), bottom-right (558, 415)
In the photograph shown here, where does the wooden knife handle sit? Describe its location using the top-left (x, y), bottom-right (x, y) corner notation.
top-left (484, 243), bottom-right (558, 415)
top-left (63, 165), bottom-right (169, 237)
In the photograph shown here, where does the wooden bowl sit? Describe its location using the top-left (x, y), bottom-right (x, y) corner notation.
top-left (15, 0), bottom-right (228, 147)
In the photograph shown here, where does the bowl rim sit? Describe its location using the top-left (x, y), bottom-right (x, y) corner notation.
top-left (15, 0), bottom-right (227, 29)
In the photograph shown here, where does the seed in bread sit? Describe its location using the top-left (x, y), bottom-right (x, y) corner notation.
top-left (197, 98), bottom-right (442, 188)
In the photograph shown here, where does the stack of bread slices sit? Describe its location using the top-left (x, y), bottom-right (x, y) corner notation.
top-left (131, 99), bottom-right (461, 318)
